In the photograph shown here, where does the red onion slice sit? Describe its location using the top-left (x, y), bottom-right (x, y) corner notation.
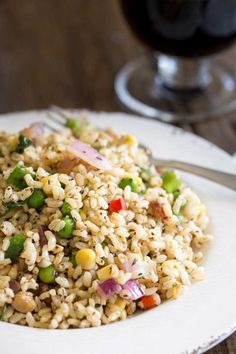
top-left (38, 225), bottom-right (48, 248)
top-left (68, 140), bottom-right (111, 170)
top-left (122, 280), bottom-right (145, 300)
top-left (21, 122), bottom-right (44, 140)
top-left (97, 278), bottom-right (121, 299)
top-left (9, 279), bottom-right (20, 293)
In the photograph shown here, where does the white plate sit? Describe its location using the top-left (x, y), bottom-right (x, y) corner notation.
top-left (0, 110), bottom-right (236, 354)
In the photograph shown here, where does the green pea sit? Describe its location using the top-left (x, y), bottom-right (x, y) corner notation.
top-left (5, 234), bottom-right (26, 262)
top-left (57, 215), bottom-right (75, 239)
top-left (70, 254), bottom-right (76, 268)
top-left (119, 177), bottom-right (137, 192)
top-left (61, 202), bottom-right (72, 216)
top-left (7, 166), bottom-right (35, 189)
top-left (66, 119), bottom-right (80, 134)
top-left (15, 135), bottom-right (32, 154)
top-left (27, 189), bottom-right (45, 209)
top-left (140, 167), bottom-right (153, 182)
top-left (161, 171), bottom-right (181, 194)
top-left (39, 265), bottom-right (57, 284)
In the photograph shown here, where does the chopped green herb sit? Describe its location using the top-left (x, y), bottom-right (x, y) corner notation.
top-left (15, 135), bottom-right (32, 154)
top-left (0, 304), bottom-right (7, 321)
top-left (5, 234), bottom-right (26, 262)
top-left (70, 254), bottom-right (76, 268)
top-left (3, 200), bottom-right (25, 210)
top-left (101, 242), bottom-right (107, 249)
top-left (0, 149), bottom-right (3, 157)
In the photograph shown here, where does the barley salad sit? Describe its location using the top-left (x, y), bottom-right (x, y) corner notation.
top-left (0, 113), bottom-right (212, 329)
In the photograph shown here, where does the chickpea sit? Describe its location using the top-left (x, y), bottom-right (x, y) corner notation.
top-left (12, 292), bottom-right (36, 313)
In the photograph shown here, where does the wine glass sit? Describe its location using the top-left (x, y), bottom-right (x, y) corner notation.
top-left (115, 0), bottom-right (236, 123)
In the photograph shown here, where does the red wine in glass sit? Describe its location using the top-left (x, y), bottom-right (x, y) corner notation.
top-left (115, 0), bottom-right (236, 122)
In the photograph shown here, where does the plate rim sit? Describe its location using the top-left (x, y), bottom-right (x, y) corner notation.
top-left (0, 109), bottom-right (235, 354)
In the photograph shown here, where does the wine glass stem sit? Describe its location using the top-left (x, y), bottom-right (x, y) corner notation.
top-left (156, 53), bottom-right (211, 90)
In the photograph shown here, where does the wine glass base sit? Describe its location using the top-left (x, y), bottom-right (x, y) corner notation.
top-left (115, 56), bottom-right (236, 123)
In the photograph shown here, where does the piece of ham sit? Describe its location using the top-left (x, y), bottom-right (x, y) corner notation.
top-left (149, 200), bottom-right (168, 220)
top-left (68, 140), bottom-right (111, 170)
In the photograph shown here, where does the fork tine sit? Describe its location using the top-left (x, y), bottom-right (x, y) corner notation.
top-left (43, 119), bottom-right (57, 132)
top-left (46, 105), bottom-right (81, 132)
top-left (47, 111), bottom-right (65, 126)
top-left (50, 105), bottom-right (71, 121)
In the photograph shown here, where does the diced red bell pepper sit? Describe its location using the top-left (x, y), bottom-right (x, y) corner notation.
top-left (109, 198), bottom-right (127, 213)
top-left (140, 295), bottom-right (157, 310)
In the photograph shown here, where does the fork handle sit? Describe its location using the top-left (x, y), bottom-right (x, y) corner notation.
top-left (152, 158), bottom-right (236, 191)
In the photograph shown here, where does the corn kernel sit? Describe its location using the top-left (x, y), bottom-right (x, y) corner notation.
top-left (41, 175), bottom-right (61, 194)
top-left (125, 134), bottom-right (137, 146)
top-left (75, 249), bottom-right (96, 270)
top-left (41, 176), bottom-right (50, 187)
top-left (97, 265), bottom-right (113, 281)
top-left (41, 176), bottom-right (52, 194)
top-left (114, 297), bottom-right (127, 311)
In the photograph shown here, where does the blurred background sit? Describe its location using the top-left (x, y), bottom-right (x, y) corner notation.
top-left (0, 1), bottom-right (235, 152)
top-left (0, 0), bottom-right (235, 155)
top-left (0, 0), bottom-right (133, 112)
top-left (0, 2), bottom-right (235, 350)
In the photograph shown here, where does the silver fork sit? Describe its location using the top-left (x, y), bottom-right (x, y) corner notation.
top-left (47, 106), bottom-right (236, 191)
